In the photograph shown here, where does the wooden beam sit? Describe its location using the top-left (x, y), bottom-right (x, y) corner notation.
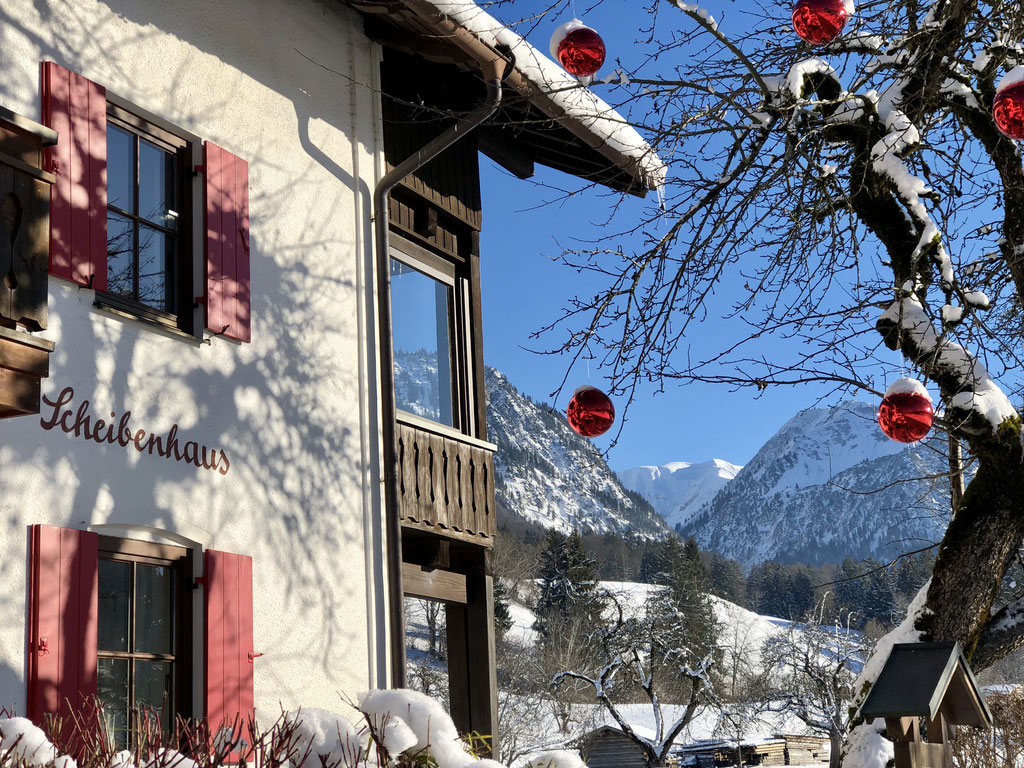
top-left (886, 716), bottom-right (920, 742)
top-left (0, 367), bottom-right (40, 418)
top-left (477, 129), bottom-right (535, 180)
top-left (402, 562), bottom-right (467, 603)
top-left (0, 333), bottom-right (49, 377)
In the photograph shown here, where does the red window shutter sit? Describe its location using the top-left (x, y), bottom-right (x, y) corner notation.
top-left (40, 61), bottom-right (108, 291)
top-left (203, 142), bottom-right (250, 342)
top-left (203, 549), bottom-right (255, 730)
top-left (26, 525), bottom-right (99, 724)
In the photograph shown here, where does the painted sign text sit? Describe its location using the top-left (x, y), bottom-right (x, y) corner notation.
top-left (39, 386), bottom-right (230, 475)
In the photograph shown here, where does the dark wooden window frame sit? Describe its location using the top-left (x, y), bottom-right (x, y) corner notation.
top-left (96, 95), bottom-right (198, 337)
top-left (97, 535), bottom-right (193, 739)
top-left (390, 235), bottom-right (478, 439)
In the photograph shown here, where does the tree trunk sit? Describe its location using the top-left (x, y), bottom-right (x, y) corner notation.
top-left (830, 729), bottom-right (844, 768)
top-left (919, 428), bottom-right (1024, 659)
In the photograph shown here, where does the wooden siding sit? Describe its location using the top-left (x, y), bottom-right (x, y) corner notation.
top-left (580, 729), bottom-right (649, 768)
top-left (382, 99), bottom-right (482, 234)
top-left (396, 416), bottom-right (495, 542)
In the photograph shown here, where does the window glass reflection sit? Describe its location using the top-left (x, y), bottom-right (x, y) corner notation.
top-left (391, 259), bottom-right (454, 426)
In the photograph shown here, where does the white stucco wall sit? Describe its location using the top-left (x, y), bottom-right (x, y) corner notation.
top-left (0, 0), bottom-right (389, 717)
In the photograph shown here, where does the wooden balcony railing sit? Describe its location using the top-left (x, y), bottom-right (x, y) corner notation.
top-left (394, 412), bottom-right (496, 543)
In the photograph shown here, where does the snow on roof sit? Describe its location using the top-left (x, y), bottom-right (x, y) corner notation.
top-left (421, 1), bottom-right (666, 190)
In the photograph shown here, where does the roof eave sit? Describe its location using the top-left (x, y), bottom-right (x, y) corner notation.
top-left (344, 0), bottom-right (662, 196)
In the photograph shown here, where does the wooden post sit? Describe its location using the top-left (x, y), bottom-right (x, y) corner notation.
top-left (445, 547), bottom-right (498, 757)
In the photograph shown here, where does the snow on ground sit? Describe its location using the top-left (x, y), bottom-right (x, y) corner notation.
top-left (407, 582), bottom-right (854, 766)
top-left (507, 598), bottom-right (540, 647)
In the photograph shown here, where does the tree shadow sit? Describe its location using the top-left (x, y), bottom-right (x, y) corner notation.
top-left (0, 0), bottom-right (390, 715)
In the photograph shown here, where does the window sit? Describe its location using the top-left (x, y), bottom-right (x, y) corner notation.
top-left (103, 104), bottom-right (192, 331)
top-left (390, 240), bottom-right (475, 434)
top-left (42, 61), bottom-right (252, 343)
top-left (96, 537), bottom-right (191, 747)
top-left (391, 255), bottom-right (455, 426)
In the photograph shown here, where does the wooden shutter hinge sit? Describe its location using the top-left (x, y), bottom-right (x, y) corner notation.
top-left (248, 651), bottom-right (263, 663)
top-left (34, 637), bottom-right (49, 655)
top-left (193, 295), bottom-right (207, 308)
top-left (193, 576), bottom-right (205, 590)
top-left (193, 164), bottom-right (205, 177)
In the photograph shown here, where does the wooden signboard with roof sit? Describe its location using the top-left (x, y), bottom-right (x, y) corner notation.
top-left (859, 642), bottom-right (992, 768)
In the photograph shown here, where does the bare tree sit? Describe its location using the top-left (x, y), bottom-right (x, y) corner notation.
top-left (552, 598), bottom-right (715, 767)
top-left (496, 634), bottom-right (599, 765)
top-left (761, 600), bottom-right (869, 768)
top-left (492, 0), bottom-right (1024, 761)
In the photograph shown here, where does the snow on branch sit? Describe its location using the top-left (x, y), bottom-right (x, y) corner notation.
top-left (878, 295), bottom-right (1017, 433)
top-left (785, 58), bottom-right (840, 101)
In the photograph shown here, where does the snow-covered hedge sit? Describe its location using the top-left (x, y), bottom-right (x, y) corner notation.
top-left (0, 691), bottom-right (586, 768)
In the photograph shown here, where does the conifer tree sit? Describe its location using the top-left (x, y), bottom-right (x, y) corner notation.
top-left (534, 529), bottom-right (606, 639)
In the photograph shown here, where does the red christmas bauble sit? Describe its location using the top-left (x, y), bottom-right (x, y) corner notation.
top-left (878, 390), bottom-right (934, 443)
top-left (567, 386), bottom-right (615, 438)
top-left (792, 0), bottom-right (849, 44)
top-left (556, 25), bottom-right (606, 78)
top-left (994, 81), bottom-right (1024, 140)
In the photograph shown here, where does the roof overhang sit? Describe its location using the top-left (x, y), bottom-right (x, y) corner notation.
top-left (343, 0), bottom-right (665, 196)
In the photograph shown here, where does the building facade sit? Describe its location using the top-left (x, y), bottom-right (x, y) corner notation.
top-left (0, 0), bottom-right (660, 748)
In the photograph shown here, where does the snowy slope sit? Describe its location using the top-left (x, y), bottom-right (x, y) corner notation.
top-left (681, 401), bottom-right (952, 566)
top-left (617, 459), bottom-right (742, 530)
top-left (485, 367), bottom-right (667, 538)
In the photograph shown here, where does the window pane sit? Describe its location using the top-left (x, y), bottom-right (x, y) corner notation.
top-left (391, 259), bottom-right (454, 426)
top-left (98, 560), bottom-right (130, 652)
top-left (135, 564), bottom-right (174, 655)
top-left (98, 657), bottom-right (129, 749)
top-left (134, 660), bottom-right (173, 735)
top-left (107, 124), bottom-right (133, 212)
top-left (138, 139), bottom-right (177, 230)
top-left (137, 226), bottom-right (174, 313)
top-left (107, 213), bottom-right (135, 299)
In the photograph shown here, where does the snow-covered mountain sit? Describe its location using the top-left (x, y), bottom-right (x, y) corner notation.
top-left (617, 460), bottom-right (742, 531)
top-left (485, 367), bottom-right (667, 538)
top-left (680, 401), bottom-right (952, 566)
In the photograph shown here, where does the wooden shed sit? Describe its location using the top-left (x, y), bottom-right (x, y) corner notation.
top-left (859, 642), bottom-right (992, 768)
top-left (578, 726), bottom-right (652, 768)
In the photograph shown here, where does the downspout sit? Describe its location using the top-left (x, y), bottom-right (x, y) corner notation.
top-left (373, 52), bottom-right (510, 688)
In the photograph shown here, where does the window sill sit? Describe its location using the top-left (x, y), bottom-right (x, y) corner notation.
top-left (92, 294), bottom-right (207, 346)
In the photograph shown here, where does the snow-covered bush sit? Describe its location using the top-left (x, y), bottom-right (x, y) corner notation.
top-left (0, 692), bottom-right (587, 768)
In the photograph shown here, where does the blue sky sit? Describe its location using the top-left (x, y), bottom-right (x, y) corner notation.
top-left (478, 157), bottom-right (853, 471)
top-left (477, 0), bottom-right (852, 470)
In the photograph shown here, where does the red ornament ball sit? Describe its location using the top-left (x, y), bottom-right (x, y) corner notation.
top-left (877, 387), bottom-right (934, 443)
top-left (567, 386), bottom-right (615, 438)
top-left (552, 23), bottom-right (606, 78)
top-left (993, 80), bottom-right (1024, 140)
top-left (792, 0), bottom-right (849, 45)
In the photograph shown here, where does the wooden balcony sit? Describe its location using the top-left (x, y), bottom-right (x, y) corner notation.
top-left (395, 412), bottom-right (496, 544)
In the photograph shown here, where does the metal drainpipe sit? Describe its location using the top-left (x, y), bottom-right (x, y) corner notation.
top-left (374, 54), bottom-right (509, 688)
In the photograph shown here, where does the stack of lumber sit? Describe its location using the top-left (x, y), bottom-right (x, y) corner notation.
top-left (782, 734), bottom-right (831, 764)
